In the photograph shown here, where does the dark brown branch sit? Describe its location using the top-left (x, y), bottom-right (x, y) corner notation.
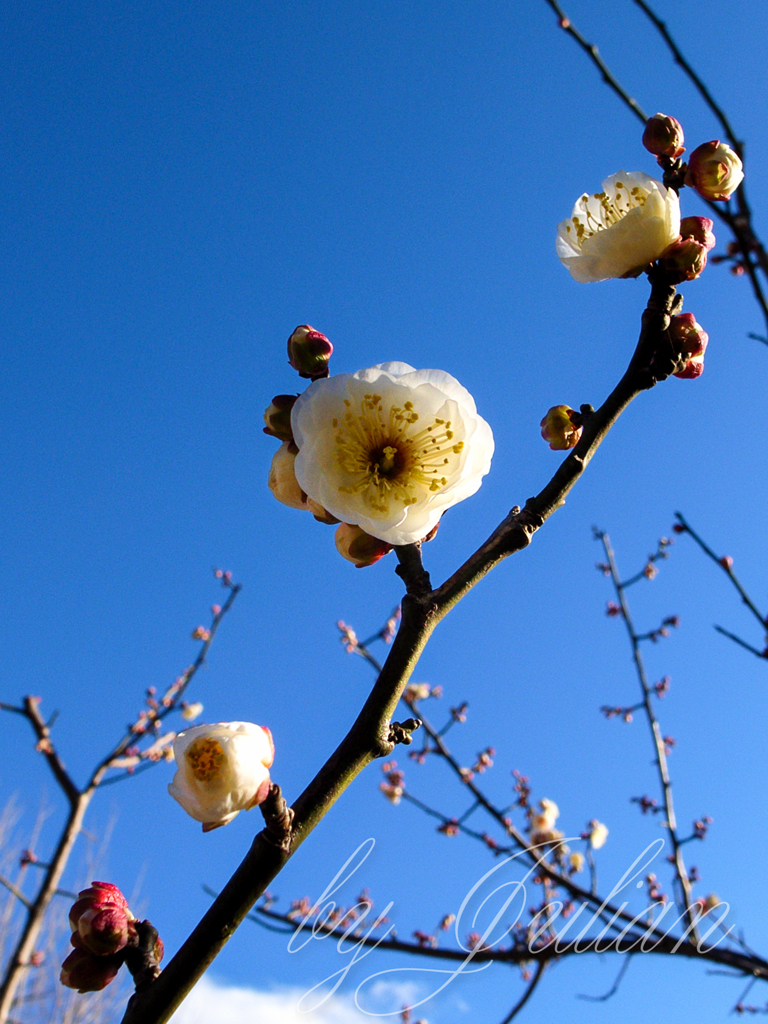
top-left (578, 954), bottom-right (633, 1002)
top-left (713, 625), bottom-right (767, 662)
top-left (631, 0), bottom-right (741, 151)
top-left (542, 0), bottom-right (647, 122)
top-left (675, 513), bottom-right (767, 633)
top-left (499, 961), bottom-right (546, 1023)
top-left (0, 697), bottom-right (81, 807)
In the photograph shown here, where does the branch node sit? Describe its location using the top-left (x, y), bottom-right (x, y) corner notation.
top-left (258, 783), bottom-right (295, 852)
top-left (388, 719), bottom-right (422, 746)
top-left (394, 544), bottom-right (433, 599)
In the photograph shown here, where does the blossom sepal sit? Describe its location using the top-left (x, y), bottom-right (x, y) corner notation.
top-left (168, 721), bottom-right (275, 831)
top-left (263, 395), bottom-right (298, 442)
top-left (335, 523), bottom-right (393, 567)
top-left (287, 325), bottom-right (333, 379)
top-left (684, 141), bottom-right (744, 201)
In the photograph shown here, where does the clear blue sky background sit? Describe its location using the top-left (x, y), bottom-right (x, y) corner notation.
top-left (3, 1), bottom-right (768, 1021)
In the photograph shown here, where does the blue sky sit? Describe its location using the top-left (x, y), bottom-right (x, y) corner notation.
top-left (3, 1), bottom-right (768, 1021)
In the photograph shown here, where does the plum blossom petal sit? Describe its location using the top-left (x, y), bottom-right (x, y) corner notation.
top-left (557, 171), bottom-right (680, 283)
top-left (291, 364), bottom-right (494, 546)
top-left (168, 722), bottom-right (274, 831)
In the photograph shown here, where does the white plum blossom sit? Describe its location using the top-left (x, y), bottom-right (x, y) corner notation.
top-left (557, 171), bottom-right (680, 283)
top-left (589, 819), bottom-right (609, 849)
top-left (291, 363), bottom-right (494, 546)
top-left (168, 721), bottom-right (274, 832)
top-left (532, 798), bottom-right (560, 834)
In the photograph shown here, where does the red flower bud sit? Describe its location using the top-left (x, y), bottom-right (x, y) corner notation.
top-left (540, 406), bottom-right (582, 451)
top-left (660, 238), bottom-right (708, 283)
top-left (69, 883), bottom-right (130, 933)
top-left (685, 141), bottom-right (744, 201)
top-left (335, 523), bottom-right (393, 567)
top-left (263, 394), bottom-right (297, 442)
top-left (680, 216), bottom-right (716, 252)
top-left (642, 113), bottom-right (685, 161)
top-left (287, 325), bottom-right (333, 379)
top-left (60, 948), bottom-right (122, 993)
top-left (669, 313), bottom-right (709, 380)
top-left (76, 904), bottom-right (131, 956)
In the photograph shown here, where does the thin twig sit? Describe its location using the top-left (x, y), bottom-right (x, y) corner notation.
top-left (713, 625), bottom-right (767, 662)
top-left (578, 954), bottom-right (633, 1001)
top-left (0, 877), bottom-right (30, 910)
top-left (498, 960), bottom-right (547, 1023)
top-left (542, 0), bottom-right (647, 122)
top-left (675, 513), bottom-right (767, 633)
top-left (597, 530), bottom-right (698, 938)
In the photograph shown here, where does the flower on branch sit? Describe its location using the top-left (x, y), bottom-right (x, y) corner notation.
top-left (168, 722), bottom-right (274, 831)
top-left (531, 798), bottom-right (560, 837)
top-left (587, 820), bottom-right (609, 849)
top-left (291, 363), bottom-right (494, 545)
top-left (556, 172), bottom-right (680, 283)
top-left (685, 141), bottom-right (744, 201)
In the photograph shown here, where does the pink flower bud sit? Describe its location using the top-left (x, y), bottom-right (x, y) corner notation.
top-left (642, 113), bottom-right (685, 161)
top-left (660, 237), bottom-right (708, 283)
top-left (540, 406), bottom-right (582, 451)
top-left (685, 141), bottom-right (744, 201)
top-left (680, 216), bottom-right (715, 251)
top-left (69, 883), bottom-right (130, 933)
top-left (719, 555), bottom-right (733, 570)
top-left (263, 394), bottom-right (298, 442)
top-left (287, 325), bottom-right (333, 379)
top-left (268, 442), bottom-right (309, 510)
top-left (60, 948), bottom-right (122, 993)
top-left (76, 904), bottom-right (131, 956)
top-left (669, 313), bottom-right (709, 379)
top-left (334, 523), bottom-right (393, 567)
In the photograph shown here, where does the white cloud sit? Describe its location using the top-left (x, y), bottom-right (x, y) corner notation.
top-left (169, 975), bottom-right (379, 1024)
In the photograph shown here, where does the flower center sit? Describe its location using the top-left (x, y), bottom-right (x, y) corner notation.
top-left (564, 179), bottom-right (650, 250)
top-left (332, 392), bottom-right (465, 517)
top-left (186, 738), bottom-right (224, 782)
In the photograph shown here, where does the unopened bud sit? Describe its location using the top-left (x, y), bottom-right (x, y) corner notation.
top-left (287, 325), bottom-right (333, 379)
top-left (642, 113), bottom-right (685, 161)
top-left (263, 395), bottom-right (297, 442)
top-left (69, 883), bottom-right (131, 934)
top-left (660, 237), bottom-right (708, 283)
top-left (669, 313), bottom-right (709, 379)
top-left (540, 406), bottom-right (582, 451)
top-left (76, 904), bottom-right (131, 956)
top-left (680, 216), bottom-right (716, 251)
top-left (335, 523), bottom-right (393, 568)
top-left (60, 948), bottom-right (122, 993)
top-left (685, 141), bottom-right (744, 201)
top-left (268, 442), bottom-right (309, 510)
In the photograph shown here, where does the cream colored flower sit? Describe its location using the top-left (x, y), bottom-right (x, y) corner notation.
top-left (532, 798), bottom-right (560, 834)
top-left (168, 722), bottom-right (274, 832)
top-left (589, 820), bottom-right (609, 849)
top-left (181, 702), bottom-right (204, 721)
top-left (569, 851), bottom-right (586, 873)
top-left (557, 171), bottom-right (680, 283)
top-left (291, 363), bottom-right (494, 546)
